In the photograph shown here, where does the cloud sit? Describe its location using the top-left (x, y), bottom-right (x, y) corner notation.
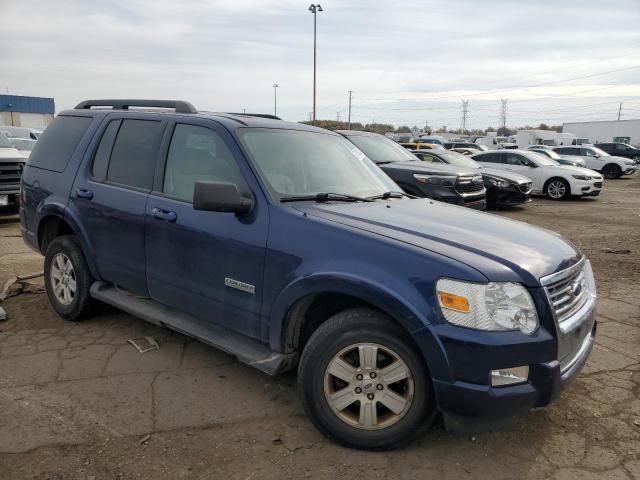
top-left (1, 0), bottom-right (639, 128)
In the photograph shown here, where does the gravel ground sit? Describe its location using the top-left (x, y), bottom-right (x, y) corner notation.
top-left (0, 176), bottom-right (638, 480)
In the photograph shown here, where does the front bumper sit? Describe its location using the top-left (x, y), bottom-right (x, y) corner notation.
top-left (573, 179), bottom-right (602, 197)
top-left (624, 166), bottom-right (636, 175)
top-left (487, 187), bottom-right (531, 208)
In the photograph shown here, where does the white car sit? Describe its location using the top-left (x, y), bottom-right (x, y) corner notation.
top-left (471, 149), bottom-right (602, 200)
top-left (552, 146), bottom-right (636, 179)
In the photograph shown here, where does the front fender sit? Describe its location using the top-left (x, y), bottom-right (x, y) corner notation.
top-left (268, 272), bottom-right (429, 352)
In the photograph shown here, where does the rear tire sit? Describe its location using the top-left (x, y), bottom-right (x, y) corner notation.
top-left (44, 235), bottom-right (96, 321)
top-left (602, 164), bottom-right (621, 179)
top-left (544, 178), bottom-right (570, 200)
top-left (298, 308), bottom-right (435, 450)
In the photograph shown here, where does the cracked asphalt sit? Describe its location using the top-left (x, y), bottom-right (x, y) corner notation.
top-left (0, 175), bottom-right (638, 479)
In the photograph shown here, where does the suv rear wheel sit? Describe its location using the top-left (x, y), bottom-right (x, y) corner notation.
top-left (44, 236), bottom-right (96, 321)
top-left (602, 164), bottom-right (622, 179)
top-left (298, 308), bottom-right (434, 450)
top-left (544, 178), bottom-right (570, 200)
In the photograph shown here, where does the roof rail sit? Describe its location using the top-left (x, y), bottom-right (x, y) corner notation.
top-left (74, 99), bottom-right (197, 114)
top-left (225, 112), bottom-right (282, 120)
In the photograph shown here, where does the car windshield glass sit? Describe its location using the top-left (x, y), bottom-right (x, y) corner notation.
top-left (526, 151), bottom-right (559, 166)
top-left (0, 132), bottom-right (13, 148)
top-left (590, 146), bottom-right (609, 156)
top-left (434, 151), bottom-right (481, 168)
top-left (346, 134), bottom-right (418, 163)
top-left (238, 128), bottom-right (399, 200)
top-left (10, 138), bottom-right (36, 151)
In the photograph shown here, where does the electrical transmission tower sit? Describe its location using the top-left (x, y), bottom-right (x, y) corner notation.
top-left (500, 99), bottom-right (508, 131)
top-left (460, 100), bottom-right (469, 133)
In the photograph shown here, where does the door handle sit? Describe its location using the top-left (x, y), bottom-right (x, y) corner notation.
top-left (75, 188), bottom-right (93, 200)
top-left (151, 208), bottom-right (177, 222)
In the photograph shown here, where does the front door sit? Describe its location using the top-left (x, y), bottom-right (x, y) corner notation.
top-left (145, 120), bottom-right (268, 340)
top-left (69, 116), bottom-right (166, 296)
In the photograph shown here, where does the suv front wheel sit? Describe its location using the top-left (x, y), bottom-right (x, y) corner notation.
top-left (298, 308), bottom-right (434, 450)
top-left (602, 164), bottom-right (622, 179)
top-left (44, 235), bottom-right (96, 321)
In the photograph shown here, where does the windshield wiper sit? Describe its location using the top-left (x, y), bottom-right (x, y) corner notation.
top-left (365, 191), bottom-right (415, 200)
top-left (281, 192), bottom-right (375, 203)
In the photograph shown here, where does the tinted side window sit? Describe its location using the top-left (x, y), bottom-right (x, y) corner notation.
top-left (91, 120), bottom-right (120, 181)
top-left (27, 116), bottom-right (92, 172)
top-left (555, 148), bottom-right (571, 154)
top-left (163, 124), bottom-right (244, 202)
top-left (580, 148), bottom-right (596, 157)
top-left (107, 119), bottom-right (164, 190)
top-left (477, 153), bottom-right (501, 163)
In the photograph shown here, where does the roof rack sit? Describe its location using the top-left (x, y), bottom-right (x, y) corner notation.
top-left (225, 113), bottom-right (282, 120)
top-left (74, 99), bottom-right (197, 114)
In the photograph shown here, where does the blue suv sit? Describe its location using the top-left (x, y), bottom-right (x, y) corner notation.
top-left (20, 100), bottom-right (597, 450)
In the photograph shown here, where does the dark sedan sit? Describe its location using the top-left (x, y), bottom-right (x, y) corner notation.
top-left (336, 130), bottom-right (486, 209)
top-left (412, 149), bottom-right (532, 209)
top-left (595, 143), bottom-right (640, 164)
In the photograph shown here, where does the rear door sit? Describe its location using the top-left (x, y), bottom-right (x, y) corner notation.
top-left (144, 119), bottom-right (268, 340)
top-left (70, 116), bottom-right (166, 295)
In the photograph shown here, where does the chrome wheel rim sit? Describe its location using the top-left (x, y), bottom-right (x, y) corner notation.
top-left (323, 342), bottom-right (414, 430)
top-left (548, 181), bottom-right (566, 199)
top-left (50, 253), bottom-right (76, 305)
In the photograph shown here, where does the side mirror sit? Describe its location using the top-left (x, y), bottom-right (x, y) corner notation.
top-left (193, 181), bottom-right (253, 214)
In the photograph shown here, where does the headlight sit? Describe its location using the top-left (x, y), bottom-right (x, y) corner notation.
top-left (413, 174), bottom-right (456, 186)
top-left (436, 279), bottom-right (539, 335)
top-left (572, 175), bottom-right (592, 180)
top-left (487, 178), bottom-right (509, 188)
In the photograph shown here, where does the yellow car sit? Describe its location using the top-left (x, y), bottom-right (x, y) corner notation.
top-left (399, 142), bottom-right (439, 150)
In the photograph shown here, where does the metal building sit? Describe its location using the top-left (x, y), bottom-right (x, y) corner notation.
top-left (563, 119), bottom-right (640, 146)
top-left (0, 95), bottom-right (55, 129)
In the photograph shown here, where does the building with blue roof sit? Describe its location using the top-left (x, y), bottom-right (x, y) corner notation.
top-left (0, 95), bottom-right (55, 129)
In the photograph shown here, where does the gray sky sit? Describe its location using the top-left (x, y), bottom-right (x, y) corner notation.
top-left (2, 0), bottom-right (639, 129)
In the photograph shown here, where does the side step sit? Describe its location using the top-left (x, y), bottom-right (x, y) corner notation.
top-left (90, 282), bottom-right (297, 375)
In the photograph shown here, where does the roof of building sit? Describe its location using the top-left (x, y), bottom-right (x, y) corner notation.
top-left (0, 95), bottom-right (55, 114)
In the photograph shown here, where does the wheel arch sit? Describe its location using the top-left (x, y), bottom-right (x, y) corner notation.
top-left (543, 176), bottom-right (571, 197)
top-left (269, 273), bottom-right (430, 355)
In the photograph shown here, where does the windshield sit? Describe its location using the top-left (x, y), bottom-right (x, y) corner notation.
top-left (432, 151), bottom-right (481, 169)
top-left (0, 132), bottom-right (13, 148)
top-left (345, 134), bottom-right (419, 164)
top-left (526, 151), bottom-right (560, 166)
top-left (534, 148), bottom-right (562, 160)
top-left (238, 128), bottom-right (399, 200)
top-left (10, 138), bottom-right (36, 151)
top-left (589, 146), bottom-right (610, 157)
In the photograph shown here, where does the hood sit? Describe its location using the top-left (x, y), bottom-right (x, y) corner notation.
top-left (294, 199), bottom-right (580, 286)
top-left (379, 160), bottom-right (477, 177)
top-left (546, 164), bottom-right (602, 177)
top-left (479, 167), bottom-right (532, 184)
top-left (0, 147), bottom-right (25, 161)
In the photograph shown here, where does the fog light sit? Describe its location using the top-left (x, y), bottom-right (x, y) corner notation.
top-left (490, 366), bottom-right (529, 387)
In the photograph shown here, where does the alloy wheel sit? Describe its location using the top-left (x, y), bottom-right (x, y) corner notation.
top-left (324, 342), bottom-right (414, 430)
top-left (50, 253), bottom-right (76, 305)
top-left (547, 180), bottom-right (566, 199)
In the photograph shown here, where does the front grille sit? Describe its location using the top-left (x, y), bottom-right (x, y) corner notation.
top-left (519, 182), bottom-right (532, 193)
top-left (0, 162), bottom-right (23, 185)
top-left (455, 176), bottom-right (485, 195)
top-left (546, 267), bottom-right (590, 324)
top-left (594, 182), bottom-right (602, 188)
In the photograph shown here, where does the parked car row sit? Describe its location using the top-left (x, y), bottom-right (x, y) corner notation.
top-left (20, 99), bottom-right (598, 450)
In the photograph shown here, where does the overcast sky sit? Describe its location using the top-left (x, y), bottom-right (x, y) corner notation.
top-left (1, 0), bottom-right (639, 129)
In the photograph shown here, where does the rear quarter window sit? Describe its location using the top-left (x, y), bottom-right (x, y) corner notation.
top-left (27, 116), bottom-right (92, 172)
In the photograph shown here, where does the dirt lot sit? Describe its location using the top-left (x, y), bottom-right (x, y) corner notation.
top-left (0, 177), bottom-right (639, 480)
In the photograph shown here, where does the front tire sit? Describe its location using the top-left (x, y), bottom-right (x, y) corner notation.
top-left (44, 235), bottom-right (96, 321)
top-left (602, 164), bottom-right (621, 179)
top-left (298, 308), bottom-right (435, 450)
top-left (544, 178), bottom-right (570, 200)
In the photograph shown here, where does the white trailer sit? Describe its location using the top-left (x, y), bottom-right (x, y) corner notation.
top-left (515, 130), bottom-right (576, 149)
top-left (563, 119), bottom-right (640, 146)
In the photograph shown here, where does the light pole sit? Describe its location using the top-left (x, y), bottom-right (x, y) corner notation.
top-left (272, 83), bottom-right (279, 116)
top-left (309, 4), bottom-right (323, 125)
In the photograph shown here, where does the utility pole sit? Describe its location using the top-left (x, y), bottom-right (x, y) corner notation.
top-left (425, 120), bottom-right (429, 134)
top-left (347, 90), bottom-right (352, 130)
top-left (309, 4), bottom-right (323, 125)
top-left (618, 102), bottom-right (622, 121)
top-left (272, 83), bottom-right (279, 116)
top-left (460, 100), bottom-right (469, 134)
top-left (500, 98), bottom-right (508, 131)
